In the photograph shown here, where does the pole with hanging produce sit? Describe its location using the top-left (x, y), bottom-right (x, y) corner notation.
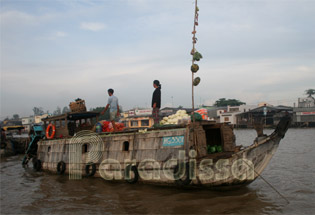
top-left (191, 0), bottom-right (202, 149)
top-left (191, 0), bottom-right (202, 118)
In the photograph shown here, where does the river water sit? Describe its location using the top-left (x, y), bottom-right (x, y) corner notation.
top-left (1, 128), bottom-right (314, 214)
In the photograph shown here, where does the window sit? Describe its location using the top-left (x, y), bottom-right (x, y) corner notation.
top-left (55, 120), bottom-right (60, 128)
top-left (82, 144), bottom-right (88, 153)
top-left (121, 121), bottom-right (128, 127)
top-left (131, 121), bottom-right (138, 127)
top-left (141, 120), bottom-right (149, 127)
top-left (123, 141), bottom-right (129, 151)
top-left (224, 117), bottom-right (229, 122)
top-left (230, 108), bottom-right (239, 112)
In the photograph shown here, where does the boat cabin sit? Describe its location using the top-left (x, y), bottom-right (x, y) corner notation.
top-left (42, 111), bottom-right (99, 138)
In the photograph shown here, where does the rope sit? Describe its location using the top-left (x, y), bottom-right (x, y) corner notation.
top-left (242, 159), bottom-right (290, 204)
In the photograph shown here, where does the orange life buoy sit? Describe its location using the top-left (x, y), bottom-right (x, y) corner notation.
top-left (46, 124), bottom-right (56, 139)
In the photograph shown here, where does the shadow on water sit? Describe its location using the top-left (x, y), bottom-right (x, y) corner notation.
top-left (1, 156), bottom-right (280, 215)
top-left (23, 175), bottom-right (281, 215)
top-left (8, 166), bottom-right (277, 214)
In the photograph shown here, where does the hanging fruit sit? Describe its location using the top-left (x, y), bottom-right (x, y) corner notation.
top-left (191, 64), bottom-right (199, 73)
top-left (193, 77), bottom-right (201, 86)
top-left (193, 52), bottom-right (203, 61)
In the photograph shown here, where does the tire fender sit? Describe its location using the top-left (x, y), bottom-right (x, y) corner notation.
top-left (85, 162), bottom-right (96, 177)
top-left (57, 161), bottom-right (66, 175)
top-left (125, 165), bottom-right (139, 184)
top-left (174, 162), bottom-right (191, 186)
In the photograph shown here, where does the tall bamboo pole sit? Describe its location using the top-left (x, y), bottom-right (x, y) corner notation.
top-left (191, 0), bottom-right (198, 151)
top-left (192, 0), bottom-right (198, 122)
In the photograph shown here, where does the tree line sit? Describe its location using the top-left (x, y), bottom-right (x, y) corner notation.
top-left (32, 106), bottom-right (70, 116)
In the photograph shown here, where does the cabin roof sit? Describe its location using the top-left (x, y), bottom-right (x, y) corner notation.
top-left (42, 111), bottom-right (99, 121)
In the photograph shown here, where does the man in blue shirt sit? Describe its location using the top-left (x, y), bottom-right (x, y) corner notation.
top-left (101, 89), bottom-right (120, 130)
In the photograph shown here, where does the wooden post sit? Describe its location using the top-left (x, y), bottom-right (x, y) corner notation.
top-left (65, 114), bottom-right (68, 136)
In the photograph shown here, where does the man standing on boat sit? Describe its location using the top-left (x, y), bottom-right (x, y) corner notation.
top-left (101, 88), bottom-right (120, 131)
top-left (152, 80), bottom-right (161, 125)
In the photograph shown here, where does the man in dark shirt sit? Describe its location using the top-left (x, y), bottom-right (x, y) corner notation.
top-left (152, 80), bottom-right (161, 125)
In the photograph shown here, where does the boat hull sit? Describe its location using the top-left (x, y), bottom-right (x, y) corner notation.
top-left (34, 118), bottom-right (290, 188)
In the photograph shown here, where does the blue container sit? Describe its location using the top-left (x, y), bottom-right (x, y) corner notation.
top-left (95, 123), bottom-right (102, 133)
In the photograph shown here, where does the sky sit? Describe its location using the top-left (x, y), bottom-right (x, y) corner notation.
top-left (1, 0), bottom-right (315, 119)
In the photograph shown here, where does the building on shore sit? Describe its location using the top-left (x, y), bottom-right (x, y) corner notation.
top-left (296, 96), bottom-right (315, 108)
top-left (293, 96), bottom-right (315, 127)
top-left (218, 105), bottom-right (257, 125)
top-left (198, 105), bottom-right (227, 122)
top-left (236, 105), bottom-right (293, 128)
top-left (21, 117), bottom-right (35, 132)
top-left (21, 114), bottom-right (49, 132)
top-left (121, 108), bottom-right (154, 128)
top-left (0, 120), bottom-right (22, 127)
top-left (34, 114), bottom-right (49, 124)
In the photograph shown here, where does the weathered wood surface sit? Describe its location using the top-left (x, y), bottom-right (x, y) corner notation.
top-left (221, 124), bottom-right (236, 152)
top-left (36, 122), bottom-right (283, 188)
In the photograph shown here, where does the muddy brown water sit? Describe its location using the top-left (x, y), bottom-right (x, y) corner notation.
top-left (1, 128), bottom-right (314, 214)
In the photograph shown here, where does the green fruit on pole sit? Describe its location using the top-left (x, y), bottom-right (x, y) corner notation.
top-left (193, 52), bottom-right (203, 61)
top-left (191, 64), bottom-right (199, 73)
top-left (193, 77), bottom-right (200, 86)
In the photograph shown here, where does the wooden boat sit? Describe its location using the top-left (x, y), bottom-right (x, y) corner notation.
top-left (1, 125), bottom-right (28, 156)
top-left (23, 0), bottom-right (291, 189)
top-left (28, 114), bottom-right (291, 189)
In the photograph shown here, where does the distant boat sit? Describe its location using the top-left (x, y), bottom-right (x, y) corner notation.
top-left (1, 125), bottom-right (28, 156)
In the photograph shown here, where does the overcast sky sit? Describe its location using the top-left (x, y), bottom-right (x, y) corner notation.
top-left (1, 0), bottom-right (315, 119)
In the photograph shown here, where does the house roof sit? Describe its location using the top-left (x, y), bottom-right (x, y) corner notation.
top-left (1, 120), bottom-right (23, 126)
top-left (2, 125), bottom-right (25, 131)
top-left (236, 105), bottom-right (293, 116)
top-left (160, 107), bottom-right (193, 113)
top-left (248, 106), bottom-right (292, 113)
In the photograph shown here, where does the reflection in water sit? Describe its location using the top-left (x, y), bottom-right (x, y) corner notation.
top-left (25, 176), bottom-right (278, 215)
top-left (1, 128), bottom-right (314, 214)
